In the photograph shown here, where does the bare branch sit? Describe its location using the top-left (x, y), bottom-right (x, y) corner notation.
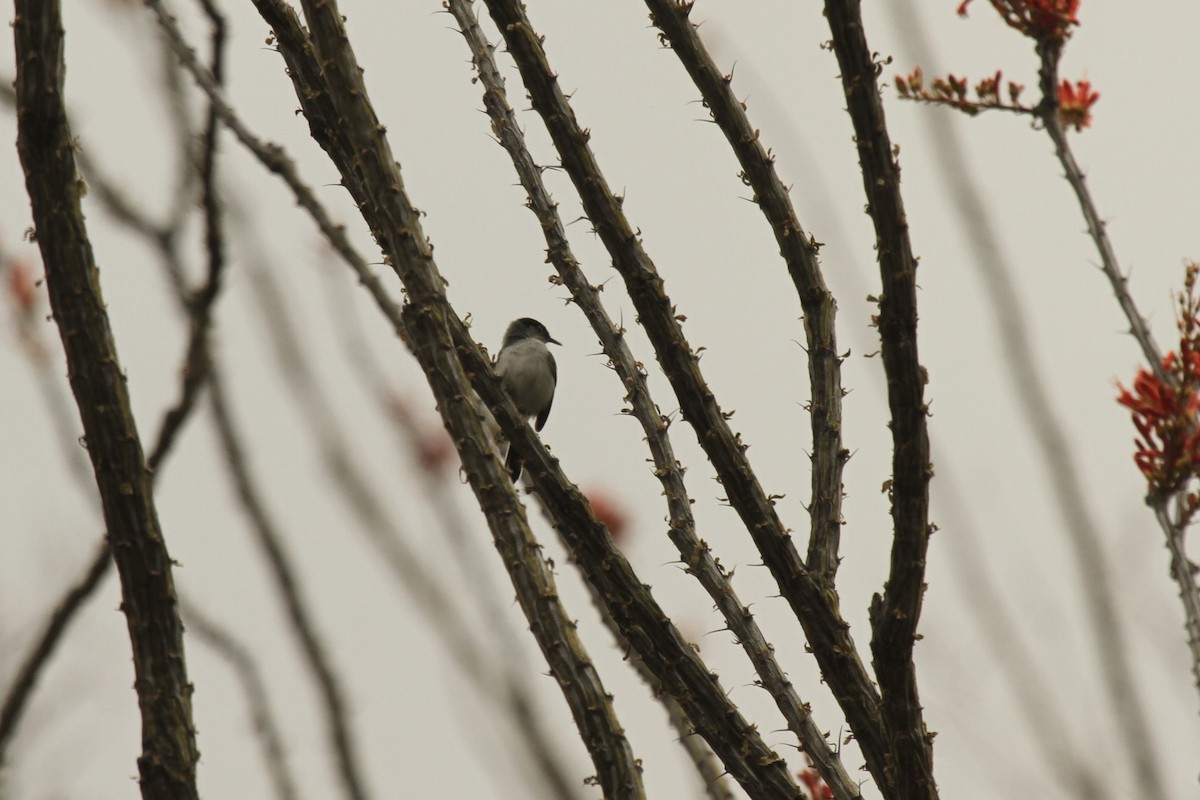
top-left (13, 0), bottom-right (199, 796)
top-left (143, 0), bottom-right (408, 345)
top-left (1028, 40), bottom-right (1169, 797)
top-left (474, 0), bottom-right (888, 792)
top-left (643, 0), bottom-right (849, 593)
top-left (1035, 41), bottom-right (1165, 379)
top-left (634, 5), bottom-right (860, 795)
top-left (821, 1), bottom-right (934, 797)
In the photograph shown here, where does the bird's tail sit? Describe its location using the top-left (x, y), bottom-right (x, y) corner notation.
top-left (505, 447), bottom-right (523, 483)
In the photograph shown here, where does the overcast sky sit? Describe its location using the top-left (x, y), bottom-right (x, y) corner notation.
top-left (2, 2), bottom-right (1199, 798)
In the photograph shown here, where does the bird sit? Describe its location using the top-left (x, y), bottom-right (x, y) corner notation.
top-left (495, 317), bottom-right (560, 482)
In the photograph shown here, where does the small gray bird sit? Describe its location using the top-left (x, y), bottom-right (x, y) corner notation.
top-left (495, 317), bottom-right (561, 481)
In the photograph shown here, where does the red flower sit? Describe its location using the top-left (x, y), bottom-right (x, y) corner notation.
top-left (1117, 366), bottom-right (1199, 490)
top-left (1058, 79), bottom-right (1099, 131)
top-left (958, 0), bottom-right (1080, 43)
top-left (1118, 264), bottom-right (1200, 496)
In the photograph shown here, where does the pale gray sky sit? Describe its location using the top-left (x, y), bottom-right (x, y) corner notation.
top-left (2, 2), bottom-right (1198, 798)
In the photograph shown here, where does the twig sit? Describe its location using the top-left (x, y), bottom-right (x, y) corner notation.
top-left (13, 1), bottom-right (200, 796)
top-left (1035, 42), bottom-right (1165, 380)
top-left (143, 0), bottom-right (409, 345)
top-left (156, 10), bottom-right (201, 234)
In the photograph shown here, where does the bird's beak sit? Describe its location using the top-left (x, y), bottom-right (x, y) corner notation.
top-left (547, 336), bottom-right (562, 346)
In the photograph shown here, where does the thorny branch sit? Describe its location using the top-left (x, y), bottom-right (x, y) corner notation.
top-left (476, 0), bottom-right (895, 794)
top-left (1033, 41), bottom-right (1165, 381)
top-left (643, 0), bottom-right (849, 594)
top-left (637, 3), bottom-right (858, 795)
top-left (7, 0), bottom-right (1199, 797)
top-left (13, 0), bottom-right (199, 796)
top-left (822, 1), bottom-right (935, 797)
top-left (448, 2), bottom-right (827, 795)
top-left (1153, 500), bottom-right (1200, 706)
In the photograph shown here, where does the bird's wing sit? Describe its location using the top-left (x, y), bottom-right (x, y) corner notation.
top-left (535, 351), bottom-right (557, 431)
